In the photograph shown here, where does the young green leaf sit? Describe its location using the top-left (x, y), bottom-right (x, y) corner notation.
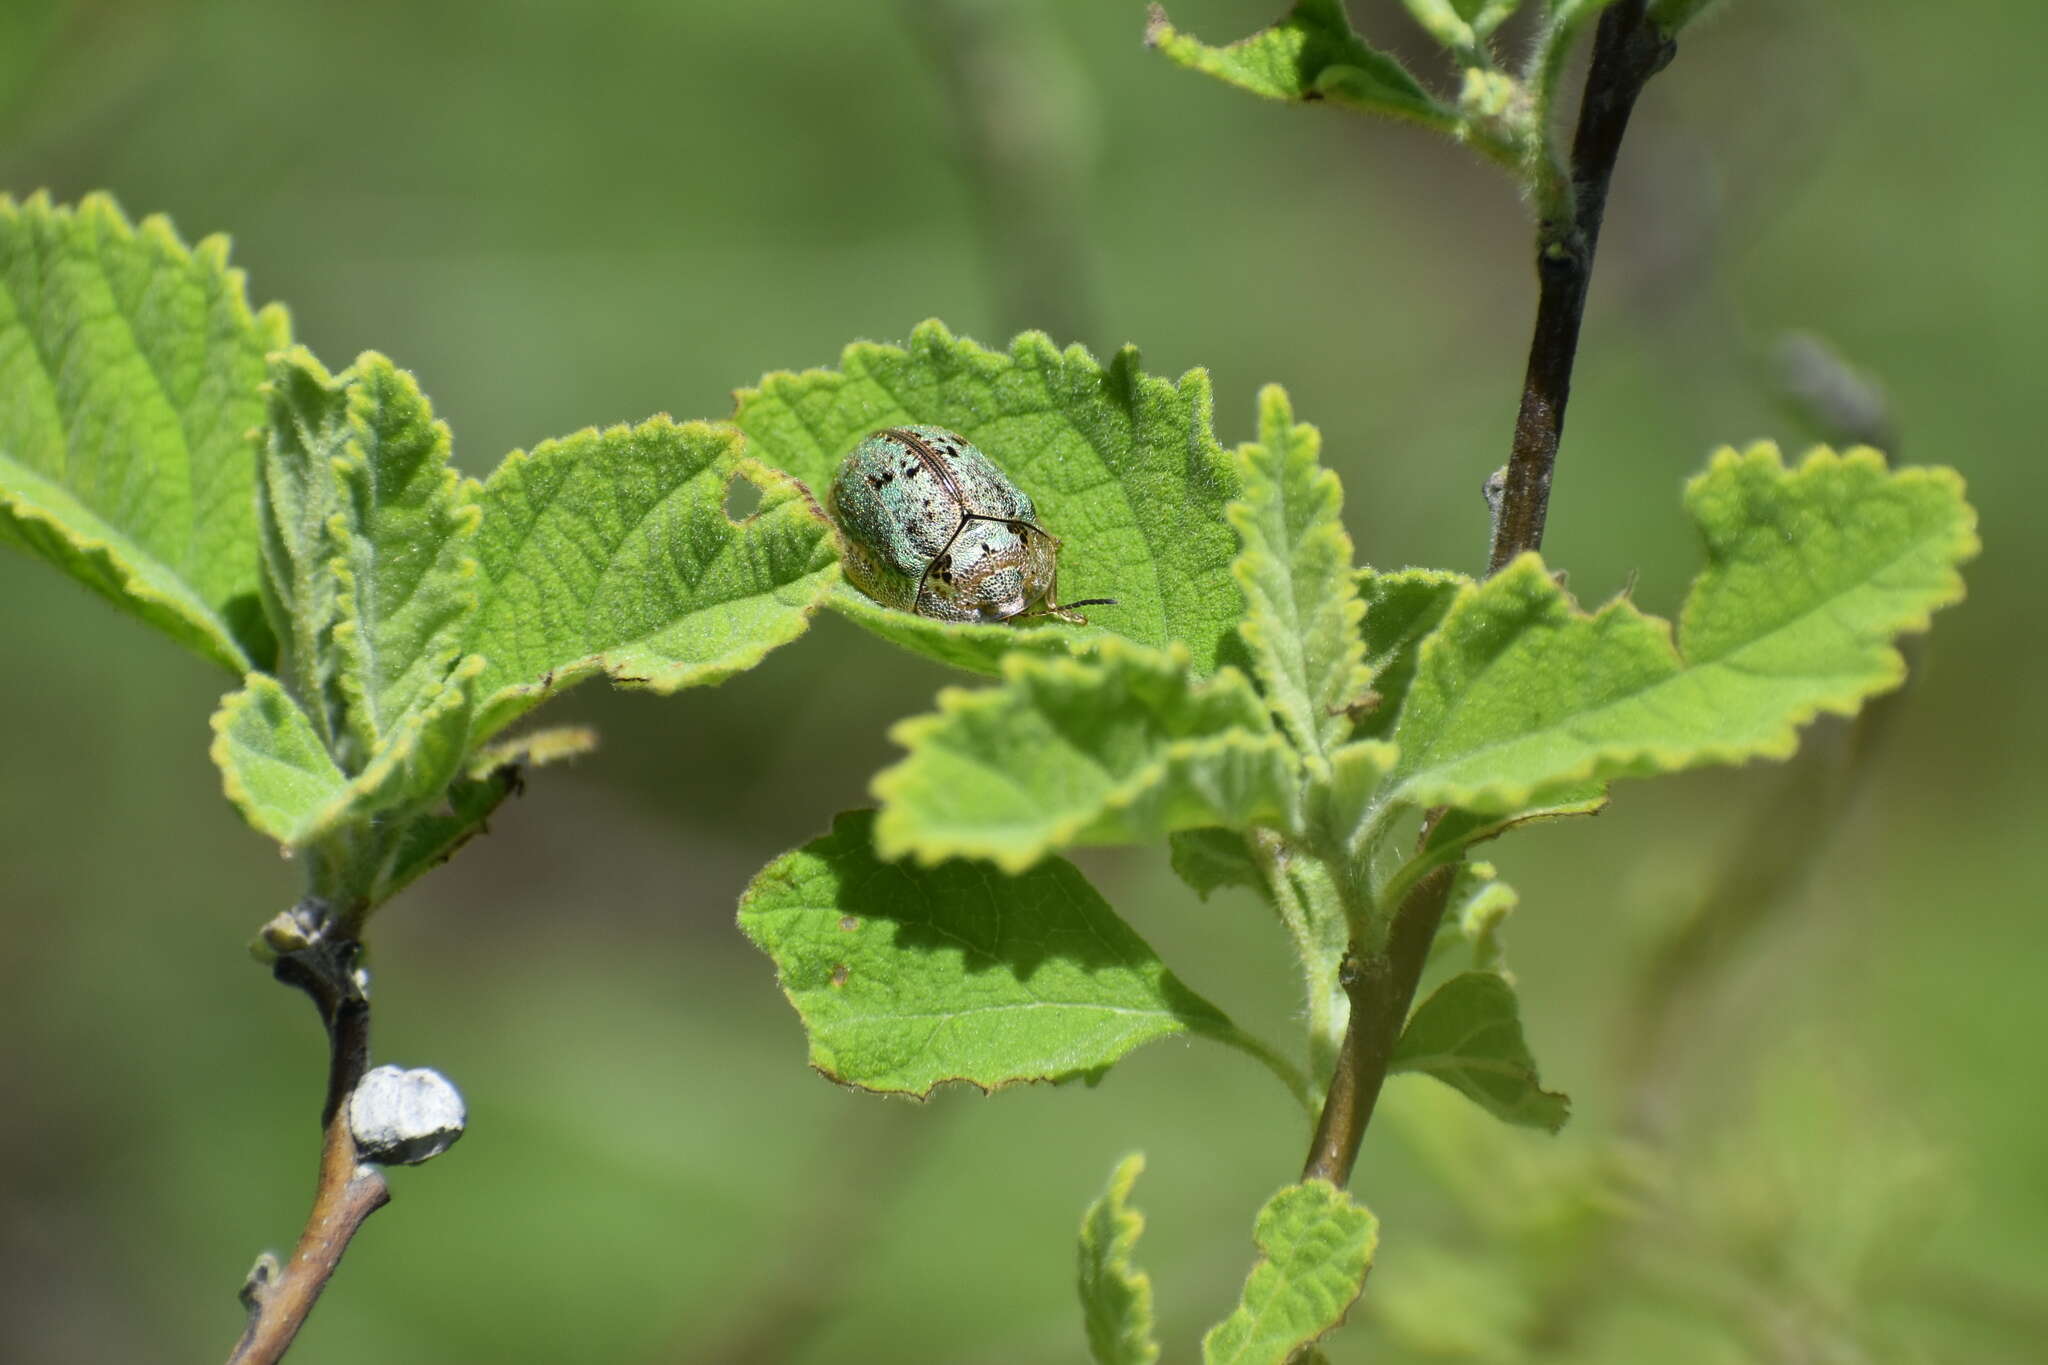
top-left (1392, 970), bottom-right (1568, 1132)
top-left (209, 674), bottom-right (350, 845)
top-left (1168, 827), bottom-right (1267, 902)
top-left (1352, 566), bottom-right (1467, 740)
top-left (737, 810), bottom-right (1246, 1096)
top-left (259, 348), bottom-right (482, 773)
top-left (1147, 1), bottom-right (1449, 130)
top-left (1402, 0), bottom-right (1479, 56)
top-left (1388, 446), bottom-right (1977, 815)
top-left (1228, 385), bottom-right (1369, 764)
top-left (372, 762), bottom-right (528, 905)
top-left (0, 193), bottom-right (288, 672)
top-left (466, 419), bottom-right (838, 740)
top-left (872, 640), bottom-right (1299, 873)
top-left (1429, 860), bottom-right (1518, 973)
top-left (1078, 1153), bottom-right (1161, 1365)
top-left (1202, 1180), bottom-right (1379, 1365)
top-left (734, 320), bottom-right (1243, 676)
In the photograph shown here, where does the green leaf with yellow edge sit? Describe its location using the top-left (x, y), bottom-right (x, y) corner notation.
top-left (1202, 1180), bottom-right (1379, 1365)
top-left (1392, 970), bottom-right (1568, 1132)
top-left (873, 639), bottom-right (1299, 874)
top-left (1078, 1153), bottom-right (1161, 1365)
top-left (1387, 445), bottom-right (1977, 815)
top-left (465, 418), bottom-right (839, 740)
top-left (1352, 566), bottom-right (1467, 740)
top-left (1147, 1), bottom-right (1449, 129)
top-left (0, 193), bottom-right (289, 672)
top-left (737, 810), bottom-right (1251, 1096)
top-left (209, 673), bottom-right (350, 845)
top-left (734, 320), bottom-right (1243, 677)
top-left (259, 347), bottom-right (483, 774)
top-left (1228, 385), bottom-right (1368, 764)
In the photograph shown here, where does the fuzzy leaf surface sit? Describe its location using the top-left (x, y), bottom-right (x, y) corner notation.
top-left (1202, 1180), bottom-right (1378, 1365)
top-left (1353, 566), bottom-right (1466, 740)
top-left (1169, 827), bottom-right (1267, 902)
top-left (0, 193), bottom-right (288, 671)
top-left (1148, 0), bottom-right (1446, 126)
top-left (1388, 446), bottom-right (1977, 814)
top-left (259, 348), bottom-right (482, 782)
top-left (467, 418), bottom-right (838, 739)
top-left (873, 640), bottom-right (1298, 873)
top-left (209, 674), bottom-right (349, 844)
top-left (1229, 385), bottom-right (1368, 761)
top-left (735, 320), bottom-right (1243, 676)
top-left (1428, 860), bottom-right (1517, 973)
top-left (738, 810), bottom-right (1238, 1096)
top-left (1078, 1153), bottom-right (1161, 1365)
top-left (1392, 971), bottom-right (1567, 1132)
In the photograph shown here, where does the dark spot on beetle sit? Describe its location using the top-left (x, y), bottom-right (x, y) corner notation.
top-left (829, 964), bottom-right (850, 987)
top-left (903, 463), bottom-right (920, 477)
top-left (838, 915), bottom-right (858, 932)
top-left (866, 473), bottom-right (885, 489)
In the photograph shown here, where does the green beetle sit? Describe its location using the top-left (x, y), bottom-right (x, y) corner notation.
top-left (828, 425), bottom-right (1113, 624)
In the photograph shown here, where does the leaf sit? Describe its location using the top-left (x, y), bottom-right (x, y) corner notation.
top-left (1392, 971), bottom-right (1568, 1132)
top-left (1078, 1153), bottom-right (1161, 1365)
top-left (737, 809), bottom-right (1240, 1096)
top-left (1430, 860), bottom-right (1518, 973)
top-left (258, 348), bottom-right (483, 775)
top-left (1388, 446), bottom-right (1977, 815)
top-left (1402, 0), bottom-right (1479, 53)
top-left (1353, 566), bottom-right (1467, 740)
top-left (0, 193), bottom-right (289, 672)
top-left (466, 418), bottom-right (839, 739)
top-left (873, 639), bottom-right (1299, 873)
top-left (734, 320), bottom-right (1244, 677)
top-left (1228, 385), bottom-right (1368, 763)
top-left (1147, 1), bottom-right (1448, 128)
top-left (1201, 1180), bottom-right (1378, 1365)
top-left (209, 674), bottom-right (350, 845)
top-left (372, 763), bottom-right (527, 905)
top-left (1169, 827), bottom-right (1267, 902)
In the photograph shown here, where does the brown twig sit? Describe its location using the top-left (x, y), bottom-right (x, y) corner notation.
top-left (1488, 2), bottom-right (1675, 571)
top-left (1300, 865), bottom-right (1455, 1186)
top-left (227, 905), bottom-right (389, 1365)
top-left (1305, 5), bottom-right (1678, 1188)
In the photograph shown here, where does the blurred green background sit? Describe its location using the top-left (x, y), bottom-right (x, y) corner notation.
top-left (1, 1), bottom-right (2038, 1360)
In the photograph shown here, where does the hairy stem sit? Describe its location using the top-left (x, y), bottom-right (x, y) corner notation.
top-left (227, 909), bottom-right (387, 1365)
top-left (1300, 865), bottom-right (1454, 1186)
top-left (1488, 1), bottom-right (1675, 571)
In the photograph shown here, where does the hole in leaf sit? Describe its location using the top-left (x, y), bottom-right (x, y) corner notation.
top-left (723, 473), bottom-right (765, 523)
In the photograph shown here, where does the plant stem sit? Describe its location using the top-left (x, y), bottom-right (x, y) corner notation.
top-left (228, 908), bottom-right (388, 1365)
top-left (1300, 865), bottom-right (1454, 1186)
top-left (1488, 1), bottom-right (1675, 571)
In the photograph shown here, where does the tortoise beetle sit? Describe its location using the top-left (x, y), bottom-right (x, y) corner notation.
top-left (828, 425), bottom-right (1113, 624)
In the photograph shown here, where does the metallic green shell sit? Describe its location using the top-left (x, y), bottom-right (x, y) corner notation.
top-left (828, 425), bottom-right (1062, 623)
